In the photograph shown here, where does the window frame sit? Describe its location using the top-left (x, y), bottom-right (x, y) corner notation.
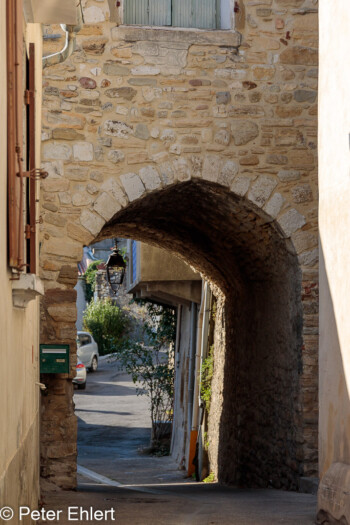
top-left (120, 0), bottom-right (235, 31)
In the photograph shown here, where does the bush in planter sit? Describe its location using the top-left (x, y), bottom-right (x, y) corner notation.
top-left (83, 298), bottom-right (128, 355)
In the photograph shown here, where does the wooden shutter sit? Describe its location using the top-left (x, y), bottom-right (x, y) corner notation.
top-left (173, 0), bottom-right (217, 28)
top-left (124, 0), bottom-right (149, 25)
top-left (149, 0), bottom-right (171, 26)
top-left (124, 0), bottom-right (171, 25)
top-left (172, 0), bottom-right (192, 28)
top-left (27, 43), bottom-right (36, 274)
top-left (192, 0), bottom-right (217, 29)
top-left (7, 0), bottom-right (25, 271)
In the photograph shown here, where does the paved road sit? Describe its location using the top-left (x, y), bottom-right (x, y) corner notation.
top-left (75, 356), bottom-right (185, 485)
top-left (42, 357), bottom-right (317, 524)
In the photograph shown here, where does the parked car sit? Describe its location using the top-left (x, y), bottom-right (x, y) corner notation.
top-left (77, 331), bottom-right (99, 372)
top-left (73, 359), bottom-right (87, 390)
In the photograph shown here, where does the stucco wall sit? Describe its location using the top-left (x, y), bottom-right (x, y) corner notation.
top-left (0, 10), bottom-right (42, 519)
top-left (318, 1), bottom-right (350, 522)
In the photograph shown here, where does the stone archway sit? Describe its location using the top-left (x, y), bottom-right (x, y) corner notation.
top-left (40, 165), bottom-right (318, 490)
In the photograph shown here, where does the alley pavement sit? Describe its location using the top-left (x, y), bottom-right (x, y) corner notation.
top-left (40, 357), bottom-right (317, 524)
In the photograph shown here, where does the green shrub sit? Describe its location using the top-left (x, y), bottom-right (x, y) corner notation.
top-left (203, 472), bottom-right (216, 483)
top-left (118, 302), bottom-right (176, 447)
top-left (83, 298), bottom-right (128, 355)
top-left (200, 345), bottom-right (214, 414)
top-left (83, 260), bottom-right (103, 302)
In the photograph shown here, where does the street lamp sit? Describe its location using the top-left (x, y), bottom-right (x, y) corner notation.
top-left (106, 242), bottom-right (126, 295)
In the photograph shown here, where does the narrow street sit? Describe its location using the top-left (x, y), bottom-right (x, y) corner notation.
top-left (41, 358), bottom-right (317, 524)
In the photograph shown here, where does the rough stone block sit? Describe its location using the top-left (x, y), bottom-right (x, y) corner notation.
top-left (231, 175), bottom-right (253, 197)
top-left (215, 129), bottom-right (231, 146)
top-left (231, 121), bottom-right (259, 146)
top-left (218, 160), bottom-right (239, 187)
top-left (101, 178), bottom-right (128, 207)
top-left (292, 184), bottom-right (313, 203)
top-left (71, 192), bottom-right (92, 207)
top-left (46, 111), bottom-right (86, 129)
top-left (131, 66), bottom-right (160, 76)
top-left (278, 169), bottom-right (301, 182)
top-left (216, 92), bottom-right (231, 105)
top-left (202, 155), bottom-right (223, 183)
top-left (43, 143), bottom-right (72, 160)
top-left (67, 222), bottom-right (94, 244)
top-left (57, 265), bottom-right (78, 286)
top-left (292, 231), bottom-right (318, 254)
top-left (248, 176), bottom-right (278, 208)
top-left (298, 248), bottom-right (318, 268)
top-left (93, 192), bottom-right (121, 221)
top-left (279, 46), bottom-right (318, 66)
top-left (263, 192), bottom-right (285, 218)
top-left (173, 158), bottom-right (191, 182)
top-left (134, 123), bottom-right (150, 140)
top-left (48, 304), bottom-right (77, 322)
top-left (105, 87), bottom-right (137, 100)
top-left (41, 161), bottom-right (63, 179)
top-left (139, 166), bottom-right (161, 190)
top-left (103, 61), bottom-right (130, 76)
top-left (80, 209), bottom-right (105, 236)
top-left (73, 142), bottom-right (94, 161)
top-left (84, 6), bottom-right (105, 23)
top-left (294, 90), bottom-right (317, 103)
top-left (108, 150), bottom-right (125, 163)
top-left (82, 37), bottom-right (107, 54)
top-left (278, 208), bottom-right (306, 237)
top-left (104, 120), bottom-right (133, 138)
top-left (120, 173), bottom-right (145, 201)
top-left (43, 238), bottom-right (82, 260)
top-left (239, 155), bottom-right (259, 166)
top-left (41, 179), bottom-right (70, 193)
top-left (252, 65), bottom-right (275, 80)
top-left (159, 162), bottom-right (175, 186)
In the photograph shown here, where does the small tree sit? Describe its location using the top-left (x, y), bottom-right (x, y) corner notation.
top-left (83, 298), bottom-right (128, 355)
top-left (118, 303), bottom-right (176, 449)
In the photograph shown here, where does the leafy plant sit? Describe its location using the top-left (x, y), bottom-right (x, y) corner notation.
top-left (118, 303), bottom-right (176, 448)
top-left (203, 472), bottom-right (216, 483)
top-left (83, 260), bottom-right (103, 302)
top-left (200, 345), bottom-right (214, 413)
top-left (83, 298), bottom-right (128, 355)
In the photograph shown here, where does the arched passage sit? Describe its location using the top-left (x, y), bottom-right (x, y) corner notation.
top-left (40, 169), bottom-right (317, 491)
top-left (94, 178), bottom-right (303, 489)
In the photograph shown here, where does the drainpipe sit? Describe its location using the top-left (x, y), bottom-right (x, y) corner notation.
top-left (186, 299), bottom-right (200, 476)
top-left (170, 304), bottom-right (182, 456)
top-left (196, 283), bottom-right (212, 480)
top-left (187, 302), bottom-right (198, 435)
top-left (191, 282), bottom-right (206, 434)
top-left (42, 2), bottom-right (83, 69)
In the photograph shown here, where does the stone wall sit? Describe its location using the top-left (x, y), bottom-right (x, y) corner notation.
top-left (39, 0), bottom-right (318, 489)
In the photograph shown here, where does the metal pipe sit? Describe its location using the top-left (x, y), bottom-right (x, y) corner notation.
top-left (170, 304), bottom-right (183, 456)
top-left (191, 282), bottom-right (206, 431)
top-left (196, 283), bottom-right (212, 479)
top-left (42, 2), bottom-right (83, 69)
top-left (187, 302), bottom-right (198, 436)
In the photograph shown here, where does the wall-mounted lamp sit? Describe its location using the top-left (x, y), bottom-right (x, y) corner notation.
top-left (106, 242), bottom-right (126, 295)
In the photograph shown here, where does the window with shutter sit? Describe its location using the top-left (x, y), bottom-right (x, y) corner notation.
top-left (124, 0), bottom-right (229, 29)
top-left (7, 0), bottom-right (25, 271)
top-left (6, 0), bottom-right (38, 274)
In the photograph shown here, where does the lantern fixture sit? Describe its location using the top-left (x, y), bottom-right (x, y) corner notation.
top-left (106, 242), bottom-right (126, 295)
